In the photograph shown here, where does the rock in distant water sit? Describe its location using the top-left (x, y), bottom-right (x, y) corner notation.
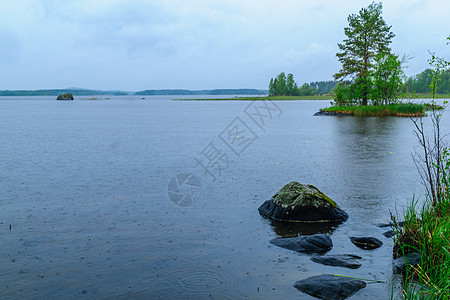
top-left (314, 111), bottom-right (352, 116)
top-left (294, 274), bottom-right (366, 300)
top-left (350, 237), bottom-right (383, 250)
top-left (270, 234), bottom-right (332, 254)
top-left (258, 181), bottom-right (348, 223)
top-left (56, 93), bottom-right (74, 100)
top-left (310, 254), bottom-right (363, 269)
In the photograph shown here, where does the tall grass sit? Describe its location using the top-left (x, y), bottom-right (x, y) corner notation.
top-left (393, 194), bottom-right (450, 299)
top-left (393, 145), bottom-right (450, 298)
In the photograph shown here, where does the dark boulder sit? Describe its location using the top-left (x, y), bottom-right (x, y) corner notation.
top-left (258, 181), bottom-right (348, 223)
top-left (383, 230), bottom-right (394, 238)
top-left (394, 251), bottom-right (422, 273)
top-left (310, 254), bottom-right (363, 269)
top-left (56, 93), bottom-right (74, 100)
top-left (350, 237), bottom-right (383, 250)
top-left (270, 234), bottom-right (332, 254)
top-left (294, 274), bottom-right (366, 300)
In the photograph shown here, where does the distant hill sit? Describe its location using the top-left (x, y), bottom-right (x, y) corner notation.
top-left (0, 89), bottom-right (129, 96)
top-left (0, 88), bottom-right (268, 97)
top-left (134, 89), bottom-right (267, 96)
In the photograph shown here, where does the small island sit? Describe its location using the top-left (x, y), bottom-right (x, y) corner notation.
top-left (311, 2), bottom-right (447, 118)
top-left (315, 103), bottom-right (426, 117)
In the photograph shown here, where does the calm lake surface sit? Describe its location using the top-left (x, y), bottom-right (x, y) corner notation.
top-left (1, 96), bottom-right (448, 299)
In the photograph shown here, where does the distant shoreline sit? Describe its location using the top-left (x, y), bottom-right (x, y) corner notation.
top-left (0, 89), bottom-right (128, 97)
top-left (175, 93), bottom-right (450, 101)
top-left (0, 88), bottom-right (267, 97)
top-left (174, 95), bottom-right (333, 101)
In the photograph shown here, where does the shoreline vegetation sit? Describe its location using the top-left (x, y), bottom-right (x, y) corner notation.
top-left (392, 105), bottom-right (450, 298)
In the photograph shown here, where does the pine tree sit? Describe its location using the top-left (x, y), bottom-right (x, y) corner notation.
top-left (334, 2), bottom-right (394, 105)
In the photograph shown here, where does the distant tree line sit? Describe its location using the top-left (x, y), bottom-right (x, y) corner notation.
top-left (268, 72), bottom-right (336, 96)
top-left (135, 89), bottom-right (266, 96)
top-left (405, 69), bottom-right (450, 94)
top-left (309, 81), bottom-right (338, 95)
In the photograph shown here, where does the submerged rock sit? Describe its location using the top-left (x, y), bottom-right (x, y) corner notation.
top-left (294, 274), bottom-right (366, 300)
top-left (258, 181), bottom-right (348, 223)
top-left (350, 237), bottom-right (383, 250)
top-left (310, 254), bottom-right (363, 269)
top-left (270, 234), bottom-right (332, 254)
top-left (377, 221), bottom-right (405, 228)
top-left (394, 252), bottom-right (422, 273)
top-left (56, 93), bottom-right (74, 100)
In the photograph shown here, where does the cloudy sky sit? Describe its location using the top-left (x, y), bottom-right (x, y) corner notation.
top-left (0, 0), bottom-right (448, 91)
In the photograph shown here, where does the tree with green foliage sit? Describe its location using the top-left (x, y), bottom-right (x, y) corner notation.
top-left (371, 53), bottom-right (405, 105)
top-left (286, 73), bottom-right (298, 96)
top-left (269, 72), bottom-right (290, 96)
top-left (269, 78), bottom-right (276, 96)
top-left (276, 72), bottom-right (288, 95)
top-left (334, 2), bottom-right (395, 105)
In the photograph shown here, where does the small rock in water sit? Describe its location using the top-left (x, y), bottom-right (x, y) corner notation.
top-left (383, 230), bottom-right (394, 238)
top-left (294, 274), bottom-right (366, 300)
top-left (377, 221), bottom-right (404, 228)
top-left (310, 254), bottom-right (363, 269)
top-left (350, 237), bottom-right (383, 250)
top-left (270, 234), bottom-right (332, 254)
top-left (394, 252), bottom-right (422, 273)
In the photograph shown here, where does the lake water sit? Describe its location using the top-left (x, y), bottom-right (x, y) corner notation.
top-left (1, 96), bottom-right (448, 299)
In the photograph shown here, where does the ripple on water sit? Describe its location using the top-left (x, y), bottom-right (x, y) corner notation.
top-left (177, 269), bottom-right (224, 292)
top-left (155, 266), bottom-right (239, 299)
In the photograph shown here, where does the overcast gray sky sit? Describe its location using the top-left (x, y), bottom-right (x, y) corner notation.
top-left (0, 0), bottom-right (448, 91)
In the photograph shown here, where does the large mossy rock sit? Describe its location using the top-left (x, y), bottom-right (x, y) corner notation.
top-left (56, 93), bottom-right (74, 100)
top-left (258, 181), bottom-right (348, 223)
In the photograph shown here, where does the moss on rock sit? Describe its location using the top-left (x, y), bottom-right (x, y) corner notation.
top-left (272, 182), bottom-right (339, 209)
